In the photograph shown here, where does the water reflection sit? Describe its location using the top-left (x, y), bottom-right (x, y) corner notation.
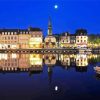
top-left (0, 53), bottom-right (100, 100)
top-left (0, 53), bottom-right (100, 73)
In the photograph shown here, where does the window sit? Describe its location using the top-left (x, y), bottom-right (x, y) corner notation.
top-left (15, 37), bottom-right (16, 40)
top-left (11, 37), bottom-right (13, 40)
top-left (8, 37), bottom-right (10, 40)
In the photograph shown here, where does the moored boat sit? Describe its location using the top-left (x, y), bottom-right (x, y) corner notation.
top-left (94, 66), bottom-right (100, 74)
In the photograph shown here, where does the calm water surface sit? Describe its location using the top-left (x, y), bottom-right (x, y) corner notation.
top-left (0, 53), bottom-right (100, 100)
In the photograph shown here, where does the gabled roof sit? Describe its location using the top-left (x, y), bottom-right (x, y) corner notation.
top-left (0, 27), bottom-right (42, 34)
top-left (0, 29), bottom-right (19, 32)
top-left (75, 29), bottom-right (87, 36)
top-left (61, 32), bottom-right (70, 36)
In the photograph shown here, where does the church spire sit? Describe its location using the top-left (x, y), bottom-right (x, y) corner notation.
top-left (48, 17), bottom-right (52, 36)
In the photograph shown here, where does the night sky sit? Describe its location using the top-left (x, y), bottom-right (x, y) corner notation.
top-left (0, 0), bottom-right (100, 36)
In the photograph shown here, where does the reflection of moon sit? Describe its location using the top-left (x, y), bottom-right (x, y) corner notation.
top-left (54, 5), bottom-right (58, 9)
top-left (55, 86), bottom-right (58, 91)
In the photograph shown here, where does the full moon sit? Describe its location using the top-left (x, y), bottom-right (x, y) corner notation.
top-left (54, 5), bottom-right (58, 9)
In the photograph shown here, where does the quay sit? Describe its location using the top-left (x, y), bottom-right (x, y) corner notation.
top-left (0, 48), bottom-right (78, 54)
top-left (0, 48), bottom-right (99, 54)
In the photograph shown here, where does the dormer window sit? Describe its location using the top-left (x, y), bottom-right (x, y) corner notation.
top-left (2, 32), bottom-right (4, 35)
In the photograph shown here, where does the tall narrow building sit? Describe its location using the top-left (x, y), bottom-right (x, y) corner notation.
top-left (48, 17), bottom-right (52, 36)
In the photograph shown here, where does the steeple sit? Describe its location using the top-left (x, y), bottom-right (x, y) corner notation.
top-left (48, 17), bottom-right (52, 36)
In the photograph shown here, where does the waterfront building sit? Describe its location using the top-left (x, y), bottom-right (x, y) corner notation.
top-left (0, 27), bottom-right (43, 49)
top-left (44, 18), bottom-right (57, 48)
top-left (18, 29), bottom-right (30, 49)
top-left (29, 27), bottom-right (43, 49)
top-left (19, 27), bottom-right (43, 49)
top-left (59, 32), bottom-right (70, 48)
top-left (75, 29), bottom-right (88, 48)
top-left (0, 29), bottom-right (19, 49)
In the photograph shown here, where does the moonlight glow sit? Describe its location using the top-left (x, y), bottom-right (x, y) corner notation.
top-left (54, 5), bottom-right (58, 9)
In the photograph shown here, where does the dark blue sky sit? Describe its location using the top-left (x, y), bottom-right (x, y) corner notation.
top-left (0, 0), bottom-right (100, 36)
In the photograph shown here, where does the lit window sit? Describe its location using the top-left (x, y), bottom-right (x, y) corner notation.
top-left (8, 32), bottom-right (10, 35)
top-left (2, 32), bottom-right (4, 35)
top-left (11, 32), bottom-right (13, 35)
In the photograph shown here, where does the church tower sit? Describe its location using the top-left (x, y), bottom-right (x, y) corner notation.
top-left (48, 17), bottom-right (52, 36)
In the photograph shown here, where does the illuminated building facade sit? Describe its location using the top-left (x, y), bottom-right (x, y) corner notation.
top-left (0, 27), bottom-right (43, 49)
top-left (75, 29), bottom-right (88, 48)
top-left (0, 29), bottom-right (19, 49)
top-left (29, 27), bottom-right (43, 49)
top-left (59, 32), bottom-right (70, 48)
top-left (18, 30), bottom-right (30, 49)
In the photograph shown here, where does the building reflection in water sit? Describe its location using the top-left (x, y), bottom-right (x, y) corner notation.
top-left (0, 53), bottom-right (99, 75)
top-left (76, 54), bottom-right (88, 72)
top-left (44, 54), bottom-right (57, 83)
top-left (0, 53), bottom-right (43, 73)
top-left (29, 54), bottom-right (43, 72)
top-left (0, 53), bottom-right (19, 71)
